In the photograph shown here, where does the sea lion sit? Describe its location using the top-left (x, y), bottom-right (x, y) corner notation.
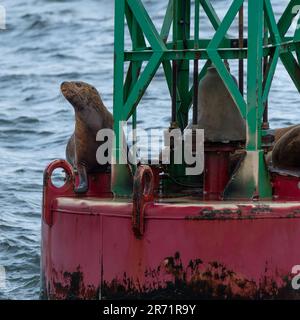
top-left (272, 125), bottom-right (300, 170)
top-left (61, 81), bottom-right (114, 193)
top-left (265, 125), bottom-right (299, 166)
top-left (230, 125), bottom-right (299, 172)
top-left (274, 125), bottom-right (298, 143)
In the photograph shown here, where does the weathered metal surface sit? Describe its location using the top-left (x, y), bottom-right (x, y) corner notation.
top-left (43, 160), bottom-right (74, 226)
top-left (101, 253), bottom-right (299, 300)
top-left (132, 165), bottom-right (154, 237)
top-left (272, 172), bottom-right (300, 201)
top-left (42, 193), bottom-right (300, 299)
top-left (224, 150), bottom-right (272, 200)
top-left (43, 160), bottom-right (112, 226)
top-left (50, 268), bottom-right (99, 300)
top-left (203, 144), bottom-right (234, 200)
top-left (41, 160), bottom-right (113, 299)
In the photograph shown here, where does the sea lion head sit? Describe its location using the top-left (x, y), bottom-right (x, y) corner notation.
top-left (61, 81), bottom-right (112, 133)
top-left (61, 81), bottom-right (103, 111)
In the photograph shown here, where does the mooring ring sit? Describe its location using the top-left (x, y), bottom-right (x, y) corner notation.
top-left (44, 159), bottom-right (74, 192)
top-left (132, 165), bottom-right (154, 238)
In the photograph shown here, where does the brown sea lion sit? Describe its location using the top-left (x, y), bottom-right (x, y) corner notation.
top-left (272, 125), bottom-right (300, 170)
top-left (230, 125), bottom-right (299, 172)
top-left (274, 125), bottom-right (298, 143)
top-left (61, 81), bottom-right (114, 193)
top-left (265, 125), bottom-right (299, 166)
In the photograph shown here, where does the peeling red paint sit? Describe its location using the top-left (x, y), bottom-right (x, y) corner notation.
top-left (41, 160), bottom-right (300, 300)
top-left (101, 254), bottom-right (297, 300)
top-left (48, 267), bottom-right (99, 300)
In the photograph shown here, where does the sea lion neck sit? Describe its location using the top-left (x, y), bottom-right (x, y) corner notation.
top-left (74, 105), bottom-right (105, 135)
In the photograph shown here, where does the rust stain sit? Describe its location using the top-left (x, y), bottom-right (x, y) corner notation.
top-left (48, 266), bottom-right (99, 300)
top-left (188, 208), bottom-right (242, 220)
top-left (101, 253), bottom-right (299, 300)
top-left (250, 205), bottom-right (272, 214)
top-left (44, 254), bottom-right (299, 300)
top-left (184, 203), bottom-right (300, 220)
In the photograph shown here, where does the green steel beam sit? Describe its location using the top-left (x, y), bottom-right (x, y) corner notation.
top-left (277, 0), bottom-right (300, 93)
top-left (280, 52), bottom-right (300, 92)
top-left (278, 0), bottom-right (300, 85)
top-left (207, 0), bottom-right (242, 48)
top-left (207, 0), bottom-right (246, 118)
top-left (224, 0), bottom-right (272, 200)
top-left (125, 2), bottom-right (146, 48)
top-left (247, 0), bottom-right (263, 151)
top-left (161, 0), bottom-right (181, 105)
top-left (264, 0), bottom-right (281, 44)
top-left (294, 10), bottom-right (300, 65)
top-left (278, 0), bottom-right (300, 38)
top-left (125, 3), bottom-right (145, 174)
top-left (112, 0), bottom-right (300, 198)
top-left (112, 0), bottom-right (133, 197)
top-left (173, 0), bottom-right (191, 130)
top-left (161, 38), bottom-right (238, 50)
top-left (200, 0), bottom-right (223, 32)
top-left (160, 0), bottom-right (174, 43)
top-left (113, 0), bottom-right (125, 133)
top-left (127, 0), bottom-right (166, 51)
top-left (262, 47), bottom-right (280, 111)
top-left (124, 62), bottom-right (134, 103)
top-left (123, 0), bottom-right (167, 119)
top-left (124, 38), bottom-right (300, 62)
top-left (195, 0), bottom-right (200, 47)
top-left (246, 0), bottom-right (271, 197)
top-left (123, 52), bottom-right (163, 120)
top-left (124, 4), bottom-right (144, 102)
top-left (261, 0), bottom-right (280, 114)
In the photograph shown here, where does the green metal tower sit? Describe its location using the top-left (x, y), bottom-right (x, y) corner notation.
top-left (112, 0), bottom-right (300, 198)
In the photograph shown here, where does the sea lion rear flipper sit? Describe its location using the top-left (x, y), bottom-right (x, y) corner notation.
top-left (74, 164), bottom-right (88, 194)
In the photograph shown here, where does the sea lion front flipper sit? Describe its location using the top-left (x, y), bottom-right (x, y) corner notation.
top-left (74, 164), bottom-right (88, 194)
top-left (66, 134), bottom-right (75, 166)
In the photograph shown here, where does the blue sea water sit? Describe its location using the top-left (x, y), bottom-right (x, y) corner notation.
top-left (0, 0), bottom-right (298, 299)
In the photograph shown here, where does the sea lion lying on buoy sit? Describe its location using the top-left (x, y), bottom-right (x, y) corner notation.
top-left (273, 125), bottom-right (298, 142)
top-left (272, 125), bottom-right (300, 170)
top-left (62, 81), bottom-right (131, 194)
top-left (230, 125), bottom-right (299, 173)
top-left (264, 125), bottom-right (299, 166)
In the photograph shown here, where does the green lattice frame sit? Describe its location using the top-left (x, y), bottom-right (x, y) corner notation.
top-left (113, 0), bottom-right (300, 198)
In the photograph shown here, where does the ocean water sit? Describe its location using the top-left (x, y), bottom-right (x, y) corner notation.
top-left (0, 0), bottom-right (298, 299)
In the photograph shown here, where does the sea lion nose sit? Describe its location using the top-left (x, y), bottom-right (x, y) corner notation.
top-left (61, 82), bottom-right (70, 92)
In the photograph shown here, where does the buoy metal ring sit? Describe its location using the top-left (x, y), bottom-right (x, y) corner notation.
top-left (132, 165), bottom-right (154, 238)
